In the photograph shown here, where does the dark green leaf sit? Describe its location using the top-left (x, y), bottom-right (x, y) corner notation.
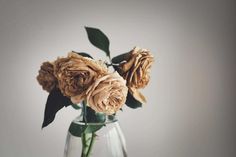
top-left (79, 52), bottom-right (93, 59)
top-left (42, 88), bottom-right (72, 128)
top-left (111, 52), bottom-right (129, 64)
top-left (125, 91), bottom-right (142, 109)
top-left (72, 51), bottom-right (93, 59)
top-left (69, 122), bottom-right (86, 137)
top-left (85, 27), bottom-right (110, 57)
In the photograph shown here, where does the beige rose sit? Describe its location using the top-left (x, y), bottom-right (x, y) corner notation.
top-left (79, 72), bottom-right (128, 115)
top-left (116, 47), bottom-right (154, 103)
top-left (37, 61), bottom-right (57, 92)
top-left (54, 52), bottom-right (108, 101)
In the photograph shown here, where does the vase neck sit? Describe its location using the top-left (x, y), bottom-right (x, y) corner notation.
top-left (73, 101), bottom-right (118, 125)
top-left (73, 111), bottom-right (117, 125)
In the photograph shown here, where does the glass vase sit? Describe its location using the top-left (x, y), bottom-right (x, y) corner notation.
top-left (64, 114), bottom-right (128, 157)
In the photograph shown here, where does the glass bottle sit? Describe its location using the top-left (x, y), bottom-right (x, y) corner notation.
top-left (64, 113), bottom-right (128, 157)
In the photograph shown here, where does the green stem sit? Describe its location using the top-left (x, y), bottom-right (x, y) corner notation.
top-left (81, 101), bottom-right (88, 157)
top-left (80, 133), bottom-right (96, 157)
top-left (81, 133), bottom-right (87, 157)
top-left (86, 133), bottom-right (96, 157)
top-left (82, 101), bottom-right (88, 125)
top-left (80, 101), bottom-right (98, 157)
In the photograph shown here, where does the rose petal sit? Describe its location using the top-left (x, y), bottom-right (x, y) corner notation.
top-left (129, 87), bottom-right (147, 104)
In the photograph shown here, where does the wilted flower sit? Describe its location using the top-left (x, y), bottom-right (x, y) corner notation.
top-left (54, 52), bottom-right (108, 101)
top-left (115, 47), bottom-right (154, 103)
top-left (37, 61), bottom-right (57, 92)
top-left (117, 47), bottom-right (154, 88)
top-left (82, 72), bottom-right (128, 115)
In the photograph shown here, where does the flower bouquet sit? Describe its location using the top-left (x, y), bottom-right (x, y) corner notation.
top-left (37, 27), bottom-right (154, 157)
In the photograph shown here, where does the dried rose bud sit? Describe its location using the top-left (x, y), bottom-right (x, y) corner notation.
top-left (37, 61), bottom-right (57, 92)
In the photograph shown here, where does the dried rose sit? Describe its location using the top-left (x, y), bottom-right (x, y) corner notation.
top-left (37, 61), bottom-right (57, 92)
top-left (81, 72), bottom-right (128, 115)
top-left (115, 47), bottom-right (154, 103)
top-left (54, 52), bottom-right (108, 102)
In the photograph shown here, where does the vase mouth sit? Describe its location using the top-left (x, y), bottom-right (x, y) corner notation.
top-left (72, 115), bottom-right (118, 126)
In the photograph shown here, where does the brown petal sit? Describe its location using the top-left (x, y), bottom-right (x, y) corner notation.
top-left (121, 56), bottom-right (136, 72)
top-left (129, 87), bottom-right (147, 104)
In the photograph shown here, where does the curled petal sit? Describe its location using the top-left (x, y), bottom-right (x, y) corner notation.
top-left (129, 87), bottom-right (146, 104)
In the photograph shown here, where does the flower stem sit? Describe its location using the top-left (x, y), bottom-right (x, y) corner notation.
top-left (80, 101), bottom-right (96, 157)
top-left (81, 133), bottom-right (87, 157)
top-left (80, 133), bottom-right (96, 157)
top-left (82, 101), bottom-right (88, 125)
top-left (86, 133), bottom-right (96, 157)
top-left (81, 101), bottom-right (88, 157)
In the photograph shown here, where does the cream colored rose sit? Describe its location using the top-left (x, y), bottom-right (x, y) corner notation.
top-left (37, 61), bottom-right (57, 92)
top-left (116, 47), bottom-right (154, 103)
top-left (81, 72), bottom-right (128, 115)
top-left (54, 52), bottom-right (108, 101)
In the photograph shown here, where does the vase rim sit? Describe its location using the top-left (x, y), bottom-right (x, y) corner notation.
top-left (72, 114), bottom-right (118, 126)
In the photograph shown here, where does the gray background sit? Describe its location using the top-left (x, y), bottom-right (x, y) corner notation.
top-left (0, 0), bottom-right (235, 157)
